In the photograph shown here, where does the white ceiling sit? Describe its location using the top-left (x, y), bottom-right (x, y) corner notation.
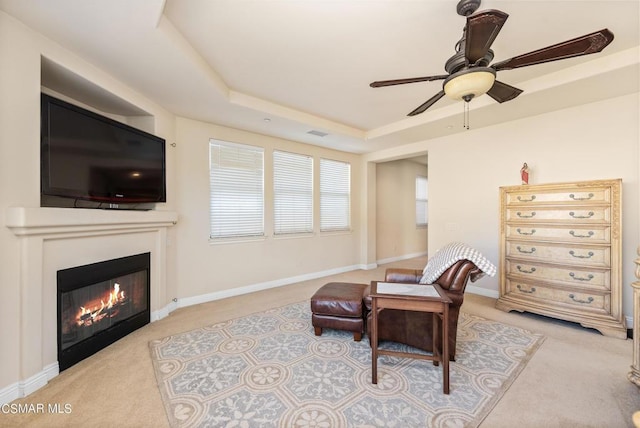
top-left (1, 0), bottom-right (638, 153)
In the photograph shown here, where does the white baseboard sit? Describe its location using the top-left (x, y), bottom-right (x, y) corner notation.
top-left (0, 383), bottom-right (19, 406)
top-left (0, 362), bottom-right (58, 406)
top-left (177, 264), bottom-right (363, 309)
top-left (358, 263), bottom-right (378, 270)
top-left (377, 251), bottom-right (428, 266)
top-left (466, 284), bottom-right (500, 299)
top-left (151, 299), bottom-right (177, 322)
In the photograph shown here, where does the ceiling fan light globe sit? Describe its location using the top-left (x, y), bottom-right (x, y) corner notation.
top-left (443, 68), bottom-right (496, 101)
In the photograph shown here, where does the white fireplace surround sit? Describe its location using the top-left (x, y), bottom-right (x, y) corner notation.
top-left (4, 207), bottom-right (177, 401)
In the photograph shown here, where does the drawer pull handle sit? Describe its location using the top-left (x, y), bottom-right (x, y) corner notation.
top-left (516, 212), bottom-right (536, 218)
top-left (517, 246), bottom-right (536, 254)
top-left (569, 272), bottom-right (594, 282)
top-left (569, 211), bottom-right (594, 219)
top-left (517, 266), bottom-right (536, 274)
top-left (569, 193), bottom-right (594, 201)
top-left (517, 195), bottom-right (536, 202)
top-left (517, 228), bottom-right (536, 236)
top-left (569, 230), bottom-right (594, 238)
top-left (569, 250), bottom-right (594, 259)
top-left (517, 285), bottom-right (536, 294)
top-left (569, 294), bottom-right (594, 304)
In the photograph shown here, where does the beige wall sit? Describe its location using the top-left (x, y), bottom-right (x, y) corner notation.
top-left (0, 12), bottom-right (178, 392)
top-left (173, 118), bottom-right (363, 301)
top-left (365, 93), bottom-right (639, 317)
top-left (376, 159), bottom-right (428, 262)
top-left (0, 10), bottom-right (38, 392)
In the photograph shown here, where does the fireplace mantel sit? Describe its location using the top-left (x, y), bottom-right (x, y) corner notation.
top-left (6, 207), bottom-right (177, 236)
top-left (4, 206), bottom-right (178, 401)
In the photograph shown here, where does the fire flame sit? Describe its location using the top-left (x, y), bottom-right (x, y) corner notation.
top-left (76, 282), bottom-right (126, 326)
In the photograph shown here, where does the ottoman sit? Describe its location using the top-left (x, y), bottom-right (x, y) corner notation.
top-left (310, 282), bottom-right (367, 341)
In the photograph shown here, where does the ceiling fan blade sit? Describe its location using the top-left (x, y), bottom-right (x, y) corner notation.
top-left (492, 28), bottom-right (614, 71)
top-left (370, 75), bottom-right (448, 88)
top-left (408, 90), bottom-right (445, 116)
top-left (465, 9), bottom-right (509, 64)
top-left (487, 80), bottom-right (523, 103)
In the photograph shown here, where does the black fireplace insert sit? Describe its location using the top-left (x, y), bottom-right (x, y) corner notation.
top-left (57, 253), bottom-right (150, 371)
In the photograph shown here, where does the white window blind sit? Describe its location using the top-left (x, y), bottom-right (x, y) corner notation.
top-left (209, 140), bottom-right (264, 239)
top-left (273, 150), bottom-right (313, 235)
top-left (320, 158), bottom-right (351, 232)
top-left (416, 175), bottom-right (428, 226)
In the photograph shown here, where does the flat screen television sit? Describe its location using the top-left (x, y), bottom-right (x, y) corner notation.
top-left (41, 93), bottom-right (166, 206)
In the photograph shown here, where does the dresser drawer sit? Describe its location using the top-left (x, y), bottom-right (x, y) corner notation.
top-left (506, 187), bottom-right (610, 205)
top-left (506, 224), bottom-right (610, 244)
top-left (505, 241), bottom-right (610, 267)
top-left (506, 278), bottom-right (609, 313)
top-left (506, 206), bottom-right (610, 223)
top-left (505, 259), bottom-right (610, 290)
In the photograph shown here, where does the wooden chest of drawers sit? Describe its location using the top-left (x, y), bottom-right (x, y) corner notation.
top-left (496, 179), bottom-right (626, 338)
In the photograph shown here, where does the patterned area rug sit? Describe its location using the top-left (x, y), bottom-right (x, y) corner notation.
top-left (149, 302), bottom-right (544, 427)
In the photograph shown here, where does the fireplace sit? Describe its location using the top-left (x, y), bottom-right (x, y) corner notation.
top-left (57, 253), bottom-right (151, 371)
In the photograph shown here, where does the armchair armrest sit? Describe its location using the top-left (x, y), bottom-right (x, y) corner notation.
top-left (384, 268), bottom-right (422, 284)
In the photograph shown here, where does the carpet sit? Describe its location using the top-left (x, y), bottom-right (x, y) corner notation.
top-left (149, 301), bottom-right (544, 427)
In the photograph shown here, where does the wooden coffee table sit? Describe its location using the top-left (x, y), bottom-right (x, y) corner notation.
top-left (369, 281), bottom-right (452, 394)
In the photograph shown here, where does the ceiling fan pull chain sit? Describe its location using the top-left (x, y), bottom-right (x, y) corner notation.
top-left (463, 102), bottom-right (470, 130)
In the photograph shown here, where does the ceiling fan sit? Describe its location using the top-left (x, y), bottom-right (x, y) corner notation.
top-left (370, 0), bottom-right (614, 116)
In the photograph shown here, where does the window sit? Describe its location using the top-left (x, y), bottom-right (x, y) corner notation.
top-left (416, 175), bottom-right (428, 226)
top-left (320, 158), bottom-right (351, 232)
top-left (209, 140), bottom-right (264, 239)
top-left (273, 150), bottom-right (313, 235)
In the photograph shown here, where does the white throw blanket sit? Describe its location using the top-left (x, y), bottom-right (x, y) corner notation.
top-left (420, 242), bottom-right (497, 284)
